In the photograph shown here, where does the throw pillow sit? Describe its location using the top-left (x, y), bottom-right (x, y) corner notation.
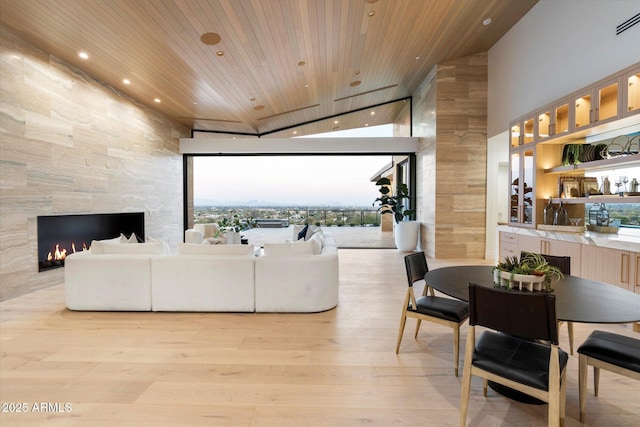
top-left (147, 236), bottom-right (171, 254)
top-left (102, 241), bottom-right (164, 255)
top-left (90, 235), bottom-right (125, 254)
top-left (306, 226), bottom-right (325, 241)
top-left (297, 224), bottom-right (309, 241)
top-left (126, 232), bottom-right (139, 243)
top-left (263, 240), bottom-right (314, 256)
top-left (177, 243), bottom-right (254, 256)
top-left (308, 232), bottom-right (324, 255)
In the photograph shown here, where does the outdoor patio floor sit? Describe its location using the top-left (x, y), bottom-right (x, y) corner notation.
top-left (241, 225), bottom-right (396, 248)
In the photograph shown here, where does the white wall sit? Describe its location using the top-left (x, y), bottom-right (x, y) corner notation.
top-left (488, 0), bottom-right (640, 138)
top-left (485, 131), bottom-right (510, 261)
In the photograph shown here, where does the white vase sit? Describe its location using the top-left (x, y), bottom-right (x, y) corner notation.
top-left (394, 221), bottom-right (419, 252)
top-left (499, 271), bottom-right (546, 291)
top-left (226, 231), bottom-right (240, 244)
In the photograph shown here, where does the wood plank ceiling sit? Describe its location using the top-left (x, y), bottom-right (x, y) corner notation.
top-left (0, 0), bottom-right (537, 137)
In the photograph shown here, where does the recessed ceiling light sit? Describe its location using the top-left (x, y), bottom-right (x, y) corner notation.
top-left (78, 52), bottom-right (89, 59)
top-left (366, 0), bottom-right (378, 17)
top-left (370, 111), bottom-right (376, 115)
top-left (304, 84), bottom-right (309, 88)
top-left (216, 51), bottom-right (224, 56)
top-left (364, 123), bottom-right (369, 127)
top-left (298, 61), bottom-right (305, 66)
top-left (483, 18), bottom-right (493, 26)
top-left (334, 120), bottom-right (339, 125)
top-left (350, 80), bottom-right (361, 87)
top-left (355, 71), bottom-right (361, 75)
top-left (122, 79), bottom-right (130, 85)
top-left (254, 105), bottom-right (265, 111)
top-left (415, 56), bottom-right (421, 60)
top-left (200, 32), bottom-right (222, 45)
top-left (293, 130), bottom-right (298, 135)
top-left (249, 97), bottom-right (256, 102)
top-left (154, 98), bottom-right (161, 103)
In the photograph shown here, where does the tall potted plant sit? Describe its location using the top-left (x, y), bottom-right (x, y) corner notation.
top-left (373, 177), bottom-right (419, 252)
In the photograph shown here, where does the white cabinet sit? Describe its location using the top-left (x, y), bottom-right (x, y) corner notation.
top-left (509, 148), bottom-right (535, 226)
top-left (623, 68), bottom-right (640, 117)
top-left (507, 63), bottom-right (640, 228)
top-left (537, 98), bottom-right (571, 142)
top-left (510, 116), bottom-right (536, 147)
top-left (571, 77), bottom-right (621, 130)
top-left (499, 232), bottom-right (519, 259)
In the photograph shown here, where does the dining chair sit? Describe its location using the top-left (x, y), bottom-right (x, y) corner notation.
top-left (396, 252), bottom-right (469, 376)
top-left (521, 251), bottom-right (574, 354)
top-left (577, 330), bottom-right (640, 422)
top-left (460, 284), bottom-right (568, 427)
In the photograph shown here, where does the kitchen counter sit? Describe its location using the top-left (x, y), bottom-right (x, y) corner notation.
top-left (497, 224), bottom-right (640, 252)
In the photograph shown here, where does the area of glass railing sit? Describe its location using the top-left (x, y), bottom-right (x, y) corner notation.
top-left (194, 206), bottom-right (384, 228)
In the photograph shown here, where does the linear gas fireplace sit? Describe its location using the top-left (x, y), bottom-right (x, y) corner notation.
top-left (37, 212), bottom-right (145, 272)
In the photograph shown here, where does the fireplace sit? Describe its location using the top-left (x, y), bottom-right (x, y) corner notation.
top-left (37, 212), bottom-right (145, 271)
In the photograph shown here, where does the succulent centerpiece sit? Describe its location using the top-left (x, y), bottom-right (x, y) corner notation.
top-left (494, 253), bottom-right (564, 292)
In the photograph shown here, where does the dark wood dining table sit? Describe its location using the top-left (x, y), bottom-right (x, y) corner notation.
top-left (424, 265), bottom-right (640, 324)
top-left (424, 265), bottom-right (640, 404)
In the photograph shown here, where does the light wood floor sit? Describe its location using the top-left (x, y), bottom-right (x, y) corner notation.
top-left (1, 250), bottom-right (638, 426)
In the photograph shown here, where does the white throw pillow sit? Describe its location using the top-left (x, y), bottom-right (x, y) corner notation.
top-left (102, 241), bottom-right (164, 254)
top-left (178, 243), bottom-right (254, 256)
top-left (90, 236), bottom-right (126, 254)
top-left (125, 232), bottom-right (139, 243)
top-left (308, 232), bottom-right (324, 255)
top-left (263, 240), bottom-right (314, 256)
top-left (147, 236), bottom-right (171, 254)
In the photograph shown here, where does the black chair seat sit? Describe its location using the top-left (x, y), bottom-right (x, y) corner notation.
top-left (578, 330), bottom-right (640, 373)
top-left (473, 331), bottom-right (569, 391)
top-left (411, 296), bottom-right (469, 322)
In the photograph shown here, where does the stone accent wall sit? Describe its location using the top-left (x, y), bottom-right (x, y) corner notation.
top-left (0, 28), bottom-right (188, 300)
top-left (413, 53), bottom-right (487, 258)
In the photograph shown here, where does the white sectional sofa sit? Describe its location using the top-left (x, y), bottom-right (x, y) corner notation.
top-left (64, 239), bottom-right (167, 311)
top-left (151, 243), bottom-right (256, 312)
top-left (64, 229), bottom-right (339, 313)
top-left (255, 235), bottom-right (339, 312)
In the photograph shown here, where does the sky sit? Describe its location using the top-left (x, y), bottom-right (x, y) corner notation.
top-left (194, 125), bottom-right (393, 207)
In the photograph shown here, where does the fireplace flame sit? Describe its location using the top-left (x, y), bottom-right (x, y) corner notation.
top-left (46, 241), bottom-right (85, 262)
top-left (47, 244), bottom-right (67, 261)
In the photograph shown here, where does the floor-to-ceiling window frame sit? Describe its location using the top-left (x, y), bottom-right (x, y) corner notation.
top-left (182, 151), bottom-right (417, 241)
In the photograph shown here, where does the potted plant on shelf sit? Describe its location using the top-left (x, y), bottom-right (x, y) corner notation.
top-left (494, 253), bottom-right (564, 292)
top-left (373, 177), bottom-right (419, 252)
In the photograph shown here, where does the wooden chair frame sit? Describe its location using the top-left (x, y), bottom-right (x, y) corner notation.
top-left (578, 352), bottom-right (640, 422)
top-left (396, 253), bottom-right (468, 377)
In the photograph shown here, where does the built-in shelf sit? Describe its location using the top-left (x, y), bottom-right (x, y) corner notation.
top-left (544, 154), bottom-right (640, 174)
top-left (550, 196), bottom-right (640, 204)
